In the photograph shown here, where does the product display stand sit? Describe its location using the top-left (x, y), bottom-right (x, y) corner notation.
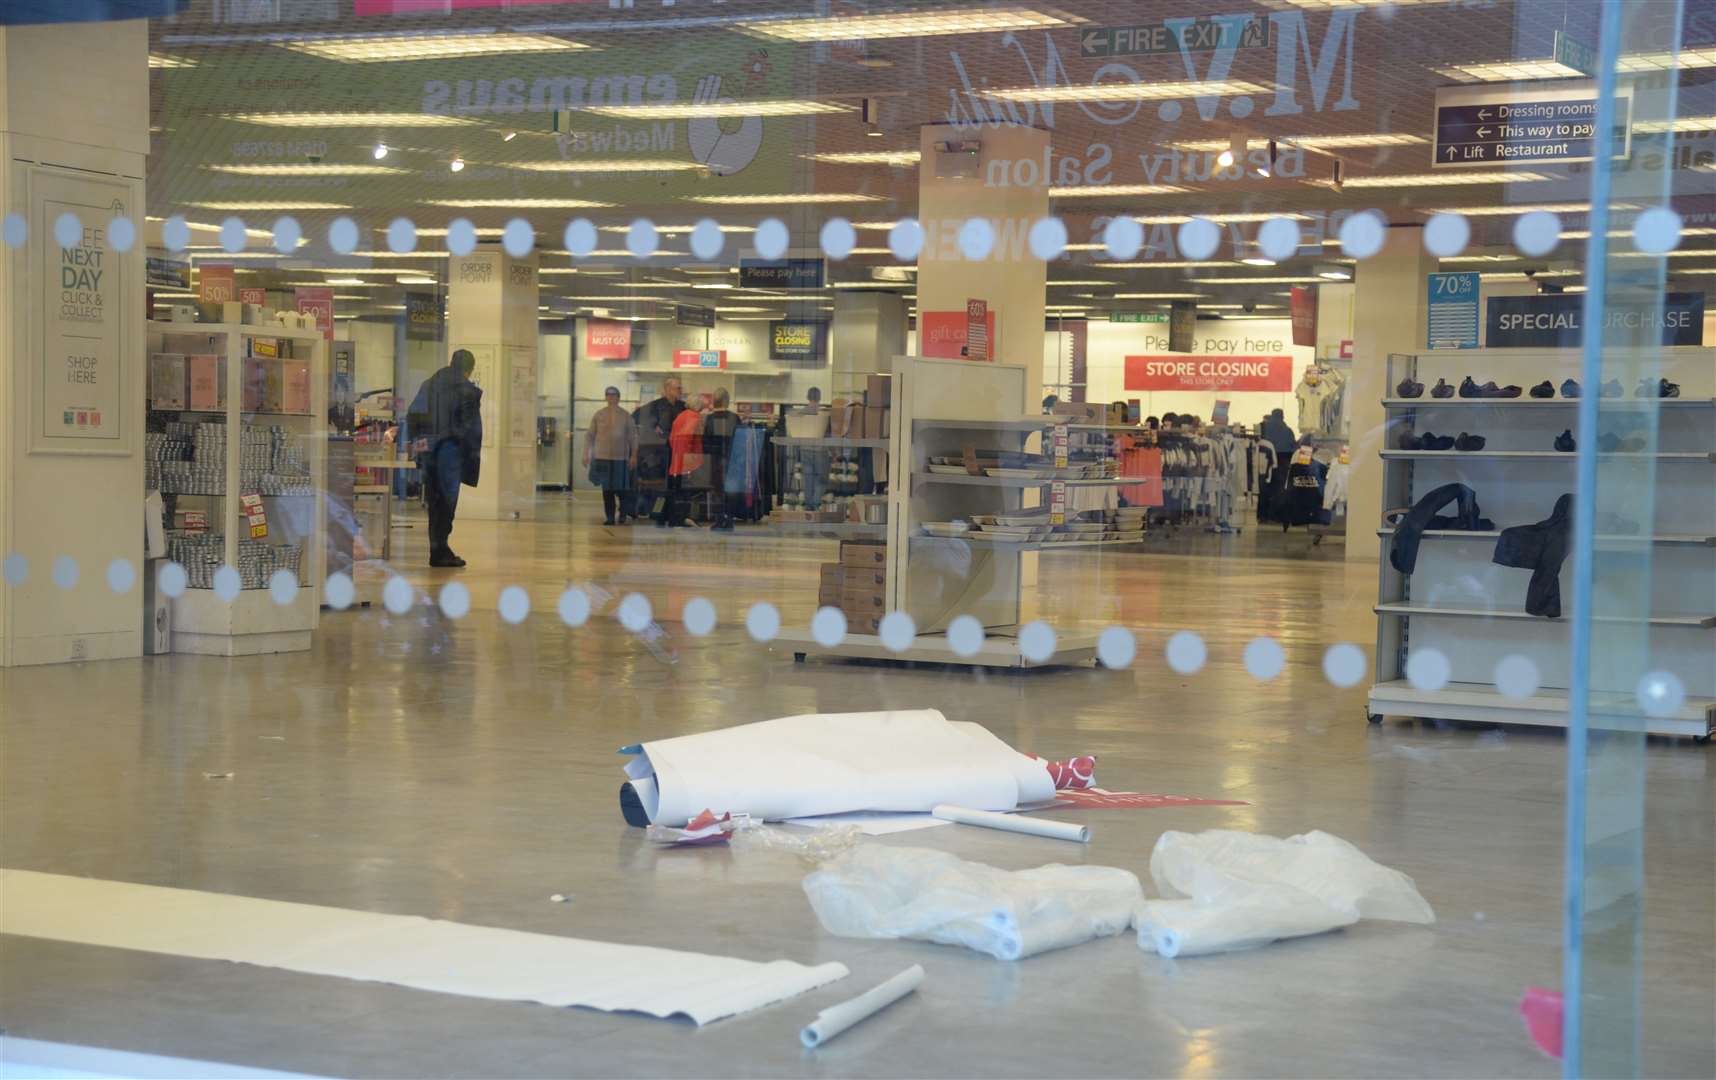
top-left (1368, 346), bottom-right (1715, 739)
top-left (145, 322), bottom-right (328, 655)
top-left (774, 356), bottom-right (1142, 668)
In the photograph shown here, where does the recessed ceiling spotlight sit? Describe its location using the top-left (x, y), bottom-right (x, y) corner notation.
top-left (1216, 149), bottom-right (1235, 168)
top-left (1241, 256), bottom-right (1277, 267)
top-left (373, 143), bottom-right (388, 160)
top-left (1315, 263), bottom-right (1353, 281)
top-left (449, 157), bottom-right (465, 172)
top-left (866, 128), bottom-right (884, 137)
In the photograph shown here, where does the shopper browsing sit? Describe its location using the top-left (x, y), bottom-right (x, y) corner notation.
top-left (585, 386), bottom-right (638, 526)
top-left (406, 348), bottom-right (483, 569)
top-left (662, 393), bottom-right (709, 527)
top-left (797, 386), bottom-right (829, 510)
top-left (702, 388), bottom-right (742, 531)
top-left (633, 377), bottom-right (686, 523)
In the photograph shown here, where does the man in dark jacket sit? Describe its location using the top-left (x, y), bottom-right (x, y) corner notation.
top-left (702, 388), bottom-right (742, 530)
top-left (632, 376), bottom-right (684, 522)
top-left (407, 349), bottom-right (483, 568)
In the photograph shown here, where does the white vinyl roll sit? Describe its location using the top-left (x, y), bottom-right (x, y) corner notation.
top-left (931, 804), bottom-right (1091, 843)
top-left (800, 965), bottom-right (924, 1048)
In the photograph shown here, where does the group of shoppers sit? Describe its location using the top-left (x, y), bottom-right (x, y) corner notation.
top-left (583, 376), bottom-right (746, 529)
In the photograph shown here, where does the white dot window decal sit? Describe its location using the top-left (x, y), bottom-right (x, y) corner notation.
top-left (1028, 216), bottom-right (1067, 261)
top-left (269, 569), bottom-right (299, 606)
top-left (502, 217), bottom-right (534, 257)
top-left (1103, 216), bottom-right (1142, 260)
top-left (626, 218), bottom-right (658, 258)
top-left (106, 558), bottom-right (136, 594)
top-left (271, 216), bottom-right (301, 255)
top-left (54, 212), bottom-right (82, 249)
top-left (329, 217), bottom-right (359, 255)
top-left (1338, 210), bottom-right (1385, 260)
top-left (879, 610), bottom-right (916, 653)
top-left (2, 552), bottom-right (26, 587)
top-left (1165, 630), bottom-right (1206, 675)
top-left (51, 556), bottom-right (79, 591)
top-left (2, 212), bottom-right (26, 249)
top-left (1243, 636), bottom-right (1285, 681)
top-left (958, 217), bottom-right (996, 261)
top-left (1423, 212), bottom-right (1470, 257)
top-left (947, 614), bottom-right (984, 658)
top-left (1635, 670), bottom-right (1685, 719)
top-left (447, 218), bottom-right (478, 257)
top-left (1177, 218), bottom-right (1220, 261)
top-left (1632, 206), bottom-right (1682, 255)
top-left (682, 596), bottom-right (716, 637)
top-left (1405, 648), bottom-right (1451, 692)
top-left (558, 586), bottom-right (592, 627)
top-left (811, 606), bottom-right (847, 648)
top-left (617, 592), bottom-right (652, 632)
top-left (1322, 642), bottom-right (1366, 688)
top-left (690, 218), bottom-right (725, 261)
top-left (888, 218), bottom-right (923, 262)
top-left (1018, 620), bottom-right (1056, 663)
top-left (755, 217), bottom-right (789, 260)
top-left (162, 215), bottom-right (191, 252)
top-left (1493, 654), bottom-right (1540, 700)
top-left (158, 561), bottom-right (189, 599)
top-left (213, 565), bottom-right (241, 603)
top-left (219, 217), bottom-right (247, 254)
top-left (382, 575), bottom-right (413, 615)
top-left (1513, 211), bottom-right (1561, 257)
top-left (745, 601), bottom-right (781, 642)
top-left (1096, 626), bottom-right (1136, 670)
top-left (819, 217), bottom-right (855, 261)
top-left (386, 217), bottom-right (417, 254)
top-left (565, 218), bottom-right (598, 258)
top-left (439, 581), bottom-right (472, 620)
top-left (1257, 216), bottom-right (1301, 261)
top-left (498, 585), bottom-right (531, 624)
top-left (109, 217), bottom-right (137, 253)
top-left (322, 570), bottom-right (354, 610)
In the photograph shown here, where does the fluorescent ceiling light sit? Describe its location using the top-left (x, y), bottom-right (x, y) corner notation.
top-left (204, 163), bottom-right (406, 177)
top-left (736, 7), bottom-right (1071, 42)
top-left (1438, 254), bottom-right (1523, 263)
top-left (226, 112), bottom-right (474, 127)
top-left (1111, 292), bottom-right (1210, 299)
top-left (831, 282), bottom-right (913, 289)
top-left (512, 160), bottom-right (708, 173)
top-left (149, 53), bottom-right (195, 68)
top-left (1424, 202), bottom-right (1609, 216)
top-left (1673, 268), bottom-right (1716, 274)
top-left (986, 79), bottom-right (1269, 104)
top-left (1047, 280), bottom-right (1120, 286)
top-left (1338, 170), bottom-right (1555, 188)
top-left (1063, 242), bottom-right (1106, 251)
top-left (1435, 47), bottom-right (1716, 83)
top-left (1102, 260), bottom-right (1240, 269)
top-left (408, 226), bottom-right (504, 238)
top-left (808, 150), bottom-right (921, 166)
top-left (344, 251), bottom-right (451, 259)
top-left (1562, 226), bottom-right (1716, 239)
top-left (852, 221), bottom-right (902, 230)
top-left (583, 101), bottom-right (846, 119)
top-left (692, 283), bottom-right (735, 290)
top-left (278, 31), bottom-right (585, 63)
top-left (1634, 115), bottom-right (1716, 134)
top-left (687, 193), bottom-right (882, 205)
top-left (1186, 276), bottom-right (1326, 284)
top-left (1135, 212), bottom-right (1312, 224)
top-left (331, 294), bottom-right (369, 300)
top-left (1242, 257), bottom-right (1278, 266)
top-left (323, 277), bottom-right (370, 286)
top-left (420, 198), bottom-right (612, 208)
top-left (713, 306), bottom-right (773, 313)
top-left (846, 247), bottom-right (893, 255)
top-left (1177, 133), bottom-right (1426, 151)
top-left (1050, 184), bottom-right (1190, 197)
top-left (185, 200), bottom-right (352, 210)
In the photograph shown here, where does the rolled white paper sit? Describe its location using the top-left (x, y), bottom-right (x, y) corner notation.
top-left (800, 964), bottom-right (925, 1048)
top-left (931, 804), bottom-right (1091, 843)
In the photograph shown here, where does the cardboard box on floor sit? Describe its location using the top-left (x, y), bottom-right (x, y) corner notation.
top-left (841, 586), bottom-right (885, 613)
top-left (840, 541), bottom-right (886, 568)
top-left (866, 374), bottom-right (891, 408)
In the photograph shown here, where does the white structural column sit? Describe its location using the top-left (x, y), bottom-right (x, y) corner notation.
top-left (1347, 225), bottom-right (1433, 563)
top-left (0, 22), bottom-right (149, 666)
top-left (446, 247), bottom-right (541, 521)
top-left (831, 291), bottom-right (908, 388)
top-left (915, 123), bottom-right (1049, 398)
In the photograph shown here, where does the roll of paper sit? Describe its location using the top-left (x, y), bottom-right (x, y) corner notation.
top-left (931, 804), bottom-right (1091, 843)
top-left (800, 964), bottom-right (925, 1048)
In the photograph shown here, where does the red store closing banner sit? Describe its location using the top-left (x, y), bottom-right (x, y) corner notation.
top-left (1124, 355), bottom-right (1293, 393)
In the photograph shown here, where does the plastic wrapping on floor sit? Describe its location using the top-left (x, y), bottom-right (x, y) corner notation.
top-left (803, 846), bottom-right (1142, 961)
top-left (1137, 830), bottom-right (1434, 958)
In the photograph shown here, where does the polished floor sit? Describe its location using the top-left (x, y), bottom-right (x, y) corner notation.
top-left (2, 498), bottom-right (1711, 1078)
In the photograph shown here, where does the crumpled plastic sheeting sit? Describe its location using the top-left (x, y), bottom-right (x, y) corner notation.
top-left (1136, 829), bottom-right (1435, 958)
top-left (804, 846), bottom-right (1141, 961)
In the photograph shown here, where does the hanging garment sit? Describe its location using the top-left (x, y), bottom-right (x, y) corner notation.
top-left (1322, 460), bottom-right (1350, 513)
top-left (1492, 494), bottom-right (1572, 618)
top-left (1389, 483), bottom-right (1493, 575)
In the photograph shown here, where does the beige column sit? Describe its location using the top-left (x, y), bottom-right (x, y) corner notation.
top-left (1347, 225), bottom-right (1434, 563)
top-left (446, 246), bottom-right (541, 521)
top-left (0, 22), bottom-right (149, 666)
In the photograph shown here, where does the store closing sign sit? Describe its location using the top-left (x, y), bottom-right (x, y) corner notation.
top-left (1124, 355), bottom-right (1293, 392)
top-left (586, 318), bottom-right (632, 360)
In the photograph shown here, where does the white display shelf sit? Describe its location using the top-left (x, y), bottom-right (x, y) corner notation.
top-left (774, 628), bottom-right (1101, 669)
top-left (1368, 680), bottom-right (1714, 739)
top-left (1374, 602), bottom-right (1715, 628)
top-left (1382, 397), bottom-right (1713, 409)
top-left (913, 472), bottom-right (1138, 487)
top-left (1377, 528), bottom-right (1715, 547)
top-left (774, 436), bottom-right (889, 449)
top-left (171, 584), bottom-right (318, 657)
top-left (1380, 450), bottom-right (1715, 462)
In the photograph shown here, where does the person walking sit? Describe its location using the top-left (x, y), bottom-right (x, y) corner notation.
top-left (406, 348), bottom-right (483, 568)
top-left (663, 393), bottom-right (709, 527)
top-left (632, 376), bottom-right (685, 523)
top-left (584, 386), bottom-right (637, 525)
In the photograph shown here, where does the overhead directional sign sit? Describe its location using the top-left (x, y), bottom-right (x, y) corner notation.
top-left (1433, 82), bottom-right (1631, 167)
top-left (1078, 15), bottom-right (1272, 58)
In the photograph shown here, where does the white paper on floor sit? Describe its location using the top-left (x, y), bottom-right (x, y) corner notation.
top-left (622, 709), bottom-right (1056, 826)
top-left (784, 811), bottom-right (953, 836)
top-left (803, 846), bottom-right (1142, 961)
top-left (0, 870), bottom-right (847, 1026)
top-left (1135, 829), bottom-right (1435, 958)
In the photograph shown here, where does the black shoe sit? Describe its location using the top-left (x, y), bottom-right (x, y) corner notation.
top-left (1529, 380), bottom-right (1555, 398)
top-left (1636, 377), bottom-right (1680, 399)
top-left (1397, 431), bottom-right (1423, 450)
top-left (1619, 436), bottom-right (1646, 452)
top-left (1422, 432), bottom-right (1456, 451)
top-left (1598, 432), bottom-right (1622, 452)
top-left (429, 552), bottom-right (464, 568)
top-left (1458, 376), bottom-right (1483, 398)
top-left (604, 517), bottom-right (616, 526)
top-left (1484, 382), bottom-right (1522, 399)
top-left (1430, 378), bottom-right (1454, 399)
top-left (1554, 430), bottom-right (1576, 452)
top-left (1396, 377), bottom-right (1424, 399)
top-left (1600, 379), bottom-right (1624, 398)
top-left (1454, 432), bottom-right (1487, 451)
top-left (1561, 379), bottom-right (1581, 398)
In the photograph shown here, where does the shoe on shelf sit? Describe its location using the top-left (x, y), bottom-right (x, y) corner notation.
top-left (1430, 378), bottom-right (1455, 399)
top-left (1598, 432), bottom-right (1622, 452)
top-left (1635, 377), bottom-right (1681, 399)
top-left (1396, 376), bottom-right (1425, 398)
top-left (1618, 436), bottom-right (1647, 452)
top-left (1486, 382), bottom-right (1523, 398)
top-left (1529, 380), bottom-right (1555, 398)
top-left (1600, 379), bottom-right (1624, 398)
top-left (1458, 376), bottom-right (1483, 398)
top-left (1421, 432), bottom-right (1456, 451)
top-left (1397, 431), bottom-right (1423, 450)
top-left (1560, 379), bottom-right (1581, 398)
top-left (1454, 432), bottom-right (1487, 451)
top-left (1554, 430), bottom-right (1576, 452)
